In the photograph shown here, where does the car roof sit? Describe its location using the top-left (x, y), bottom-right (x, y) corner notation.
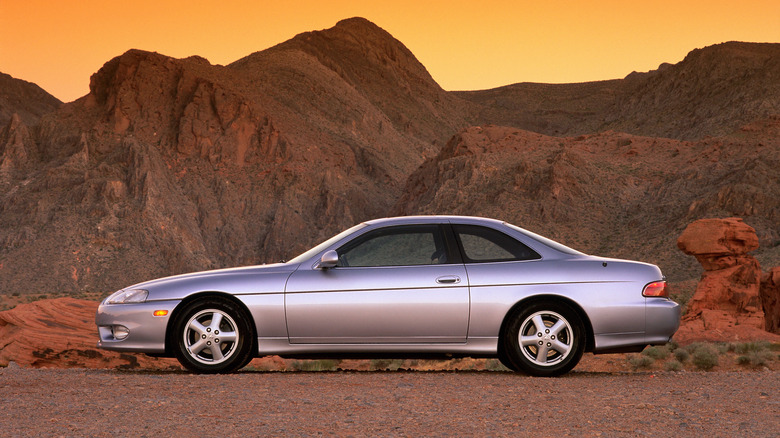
top-left (363, 215), bottom-right (504, 226)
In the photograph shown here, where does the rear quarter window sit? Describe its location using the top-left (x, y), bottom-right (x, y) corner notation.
top-left (453, 224), bottom-right (541, 263)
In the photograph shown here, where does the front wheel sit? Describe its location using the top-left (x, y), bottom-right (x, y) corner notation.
top-left (502, 301), bottom-right (585, 377)
top-left (172, 298), bottom-right (254, 373)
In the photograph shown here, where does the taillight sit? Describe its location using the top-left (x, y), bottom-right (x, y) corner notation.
top-left (642, 281), bottom-right (668, 298)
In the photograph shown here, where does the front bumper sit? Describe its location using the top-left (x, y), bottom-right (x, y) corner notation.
top-left (96, 300), bottom-right (181, 353)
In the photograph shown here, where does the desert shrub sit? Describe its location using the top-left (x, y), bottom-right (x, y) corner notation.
top-left (674, 349), bottom-right (690, 363)
top-left (664, 360), bottom-right (683, 371)
top-left (290, 359), bottom-right (339, 371)
top-left (11, 292), bottom-right (20, 297)
top-left (691, 345), bottom-right (719, 370)
top-left (628, 354), bottom-right (655, 370)
top-left (733, 341), bottom-right (771, 355)
top-left (716, 343), bottom-right (731, 354)
top-left (737, 350), bottom-right (775, 368)
top-left (370, 359), bottom-right (405, 371)
top-left (683, 342), bottom-right (705, 354)
top-left (642, 345), bottom-right (670, 360)
top-left (484, 359), bottom-right (510, 371)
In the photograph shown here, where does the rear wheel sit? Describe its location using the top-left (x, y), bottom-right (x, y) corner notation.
top-left (172, 298), bottom-right (253, 373)
top-left (502, 301), bottom-right (585, 376)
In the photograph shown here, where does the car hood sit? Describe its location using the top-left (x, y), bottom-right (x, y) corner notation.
top-left (115, 262), bottom-right (299, 301)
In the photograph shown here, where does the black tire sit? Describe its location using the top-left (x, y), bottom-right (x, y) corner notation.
top-left (502, 301), bottom-right (585, 377)
top-left (497, 343), bottom-right (520, 371)
top-left (172, 298), bottom-right (254, 373)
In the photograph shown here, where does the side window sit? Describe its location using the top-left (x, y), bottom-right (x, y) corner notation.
top-left (453, 224), bottom-right (541, 263)
top-left (337, 225), bottom-right (448, 267)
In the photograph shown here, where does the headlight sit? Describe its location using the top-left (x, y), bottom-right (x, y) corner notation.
top-left (105, 289), bottom-right (149, 304)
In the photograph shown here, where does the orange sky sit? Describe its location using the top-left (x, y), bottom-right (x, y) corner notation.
top-left (2, 0), bottom-right (778, 103)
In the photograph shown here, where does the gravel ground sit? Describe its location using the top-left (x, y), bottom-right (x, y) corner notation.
top-left (1, 365), bottom-right (778, 437)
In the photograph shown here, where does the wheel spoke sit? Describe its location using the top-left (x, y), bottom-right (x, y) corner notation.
top-left (551, 339), bottom-right (571, 355)
top-left (535, 343), bottom-right (550, 362)
top-left (218, 331), bottom-right (237, 343)
top-left (209, 343), bottom-right (224, 361)
top-left (549, 319), bottom-right (567, 336)
top-left (189, 320), bottom-right (207, 335)
top-left (188, 338), bottom-right (207, 355)
top-left (209, 312), bottom-right (223, 330)
top-left (520, 335), bottom-right (539, 347)
top-left (531, 315), bottom-right (546, 333)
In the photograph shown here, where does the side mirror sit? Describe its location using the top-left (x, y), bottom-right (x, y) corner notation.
top-left (315, 250), bottom-right (339, 269)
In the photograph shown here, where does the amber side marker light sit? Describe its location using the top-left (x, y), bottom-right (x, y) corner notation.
top-left (642, 281), bottom-right (668, 298)
top-left (153, 310), bottom-right (169, 317)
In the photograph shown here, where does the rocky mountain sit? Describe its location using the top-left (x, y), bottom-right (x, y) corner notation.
top-left (459, 42), bottom-right (780, 140)
top-left (0, 72), bottom-right (61, 127)
top-left (393, 121), bottom-right (780, 282)
top-left (0, 18), bottom-right (472, 295)
top-left (0, 18), bottom-right (778, 300)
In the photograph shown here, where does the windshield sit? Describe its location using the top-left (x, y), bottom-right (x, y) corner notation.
top-left (504, 222), bottom-right (585, 256)
top-left (286, 223), bottom-right (368, 265)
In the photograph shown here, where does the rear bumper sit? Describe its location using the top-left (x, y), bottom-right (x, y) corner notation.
top-left (592, 298), bottom-right (680, 353)
top-left (645, 298), bottom-right (681, 344)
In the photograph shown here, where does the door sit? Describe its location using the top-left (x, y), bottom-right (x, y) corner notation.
top-left (285, 224), bottom-right (470, 344)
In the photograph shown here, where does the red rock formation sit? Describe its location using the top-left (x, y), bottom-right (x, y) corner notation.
top-left (0, 298), bottom-right (179, 369)
top-left (760, 267), bottom-right (780, 334)
top-left (677, 218), bottom-right (759, 270)
top-left (676, 218), bottom-right (780, 343)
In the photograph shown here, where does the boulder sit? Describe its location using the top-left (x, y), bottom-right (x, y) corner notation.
top-left (677, 217), bottom-right (759, 270)
top-left (760, 267), bottom-right (780, 334)
top-left (675, 218), bottom-right (779, 343)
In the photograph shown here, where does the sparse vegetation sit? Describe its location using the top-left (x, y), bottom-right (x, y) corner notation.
top-left (732, 340), bottom-right (771, 355)
top-left (484, 359), bottom-right (510, 371)
top-left (730, 341), bottom-right (776, 368)
top-left (736, 351), bottom-right (775, 368)
top-left (628, 354), bottom-right (655, 370)
top-left (691, 345), bottom-right (719, 370)
top-left (620, 341), bottom-right (780, 372)
top-left (289, 360), bottom-right (340, 372)
top-left (674, 348), bottom-right (690, 363)
top-left (664, 360), bottom-right (683, 371)
top-left (642, 345), bottom-right (670, 360)
top-left (370, 359), bottom-right (405, 371)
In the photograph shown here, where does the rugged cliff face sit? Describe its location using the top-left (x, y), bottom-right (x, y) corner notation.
top-left (0, 18), bottom-right (778, 302)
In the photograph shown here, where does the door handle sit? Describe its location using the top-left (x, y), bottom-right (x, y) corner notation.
top-left (436, 275), bottom-right (461, 284)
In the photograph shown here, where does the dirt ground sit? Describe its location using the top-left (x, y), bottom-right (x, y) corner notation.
top-left (1, 365), bottom-right (777, 437)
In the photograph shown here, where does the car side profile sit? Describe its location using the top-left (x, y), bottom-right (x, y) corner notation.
top-left (96, 215), bottom-right (680, 376)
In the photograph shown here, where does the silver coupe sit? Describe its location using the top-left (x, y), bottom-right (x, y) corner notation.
top-left (96, 215), bottom-right (680, 376)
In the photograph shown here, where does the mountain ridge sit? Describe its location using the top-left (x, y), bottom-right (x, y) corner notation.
top-left (0, 19), bottom-right (778, 299)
